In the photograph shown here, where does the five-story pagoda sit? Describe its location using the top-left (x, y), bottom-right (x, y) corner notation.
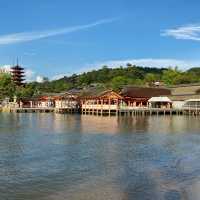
top-left (11, 64), bottom-right (25, 86)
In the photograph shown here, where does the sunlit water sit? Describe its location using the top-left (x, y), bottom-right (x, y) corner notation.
top-left (1, 113), bottom-right (200, 199)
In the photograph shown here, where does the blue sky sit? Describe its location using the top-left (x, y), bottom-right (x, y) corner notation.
top-left (1, 0), bottom-right (200, 81)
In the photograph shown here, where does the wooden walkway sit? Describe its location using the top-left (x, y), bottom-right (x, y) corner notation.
top-left (82, 108), bottom-right (200, 116)
top-left (10, 107), bottom-right (79, 114)
top-left (8, 107), bottom-right (200, 116)
top-left (119, 108), bottom-right (183, 116)
top-left (11, 107), bottom-right (55, 113)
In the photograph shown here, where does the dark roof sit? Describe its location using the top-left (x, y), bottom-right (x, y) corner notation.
top-left (79, 87), bottom-right (106, 98)
top-left (121, 86), bottom-right (171, 98)
top-left (11, 65), bottom-right (24, 70)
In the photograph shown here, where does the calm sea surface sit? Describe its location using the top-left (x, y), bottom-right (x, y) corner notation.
top-left (1, 113), bottom-right (200, 199)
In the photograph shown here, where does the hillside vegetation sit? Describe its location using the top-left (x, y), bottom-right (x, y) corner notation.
top-left (1, 64), bottom-right (200, 100)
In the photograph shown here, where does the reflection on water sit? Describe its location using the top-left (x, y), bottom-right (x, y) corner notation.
top-left (1, 113), bottom-right (200, 199)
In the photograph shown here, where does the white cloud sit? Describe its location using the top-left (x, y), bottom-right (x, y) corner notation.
top-left (80, 58), bottom-right (200, 73)
top-left (0, 18), bottom-right (117, 45)
top-left (162, 24), bottom-right (200, 41)
top-left (25, 69), bottom-right (35, 82)
top-left (36, 75), bottom-right (44, 83)
top-left (0, 65), bottom-right (11, 72)
top-left (51, 73), bottom-right (68, 81)
top-left (49, 58), bottom-right (200, 80)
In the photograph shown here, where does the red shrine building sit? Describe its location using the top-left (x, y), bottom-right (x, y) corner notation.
top-left (80, 87), bottom-right (171, 115)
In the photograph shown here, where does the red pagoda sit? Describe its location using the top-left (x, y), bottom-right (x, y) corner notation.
top-left (11, 64), bottom-right (25, 86)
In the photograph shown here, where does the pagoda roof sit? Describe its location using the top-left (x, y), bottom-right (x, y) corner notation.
top-left (13, 74), bottom-right (25, 77)
top-left (11, 65), bottom-right (24, 70)
top-left (12, 71), bottom-right (25, 73)
top-left (13, 79), bottom-right (25, 82)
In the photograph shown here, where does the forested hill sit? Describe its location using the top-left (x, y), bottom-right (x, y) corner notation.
top-left (1, 64), bottom-right (200, 99)
top-left (30, 65), bottom-right (167, 94)
top-left (34, 65), bottom-right (200, 93)
top-left (61, 65), bottom-right (167, 86)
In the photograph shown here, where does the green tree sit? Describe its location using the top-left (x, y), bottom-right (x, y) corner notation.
top-left (0, 73), bottom-right (15, 99)
top-left (162, 68), bottom-right (182, 85)
top-left (110, 76), bottom-right (130, 91)
top-left (145, 73), bottom-right (158, 85)
top-left (14, 84), bottom-right (36, 98)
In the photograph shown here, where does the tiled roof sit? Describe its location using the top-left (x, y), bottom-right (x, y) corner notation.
top-left (121, 86), bottom-right (171, 98)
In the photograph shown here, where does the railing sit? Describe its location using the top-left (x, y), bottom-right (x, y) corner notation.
top-left (119, 105), bottom-right (147, 110)
top-left (82, 104), bottom-right (173, 111)
top-left (182, 104), bottom-right (200, 110)
top-left (21, 106), bottom-right (54, 109)
top-left (82, 104), bottom-right (118, 110)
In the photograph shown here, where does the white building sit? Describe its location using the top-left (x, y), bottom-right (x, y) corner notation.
top-left (183, 99), bottom-right (200, 109)
top-left (148, 97), bottom-right (172, 109)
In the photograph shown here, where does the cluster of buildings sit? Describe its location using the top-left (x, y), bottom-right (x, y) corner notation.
top-left (1, 64), bottom-right (200, 115)
top-left (9, 84), bottom-right (200, 115)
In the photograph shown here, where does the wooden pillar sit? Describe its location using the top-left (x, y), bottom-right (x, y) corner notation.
top-left (20, 101), bottom-right (23, 108)
top-left (108, 98), bottom-right (111, 116)
top-left (116, 99), bottom-right (119, 116)
top-left (92, 100), bottom-right (95, 115)
top-left (101, 99), bottom-right (103, 116)
top-left (30, 101), bottom-right (33, 108)
top-left (61, 100), bottom-right (63, 108)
